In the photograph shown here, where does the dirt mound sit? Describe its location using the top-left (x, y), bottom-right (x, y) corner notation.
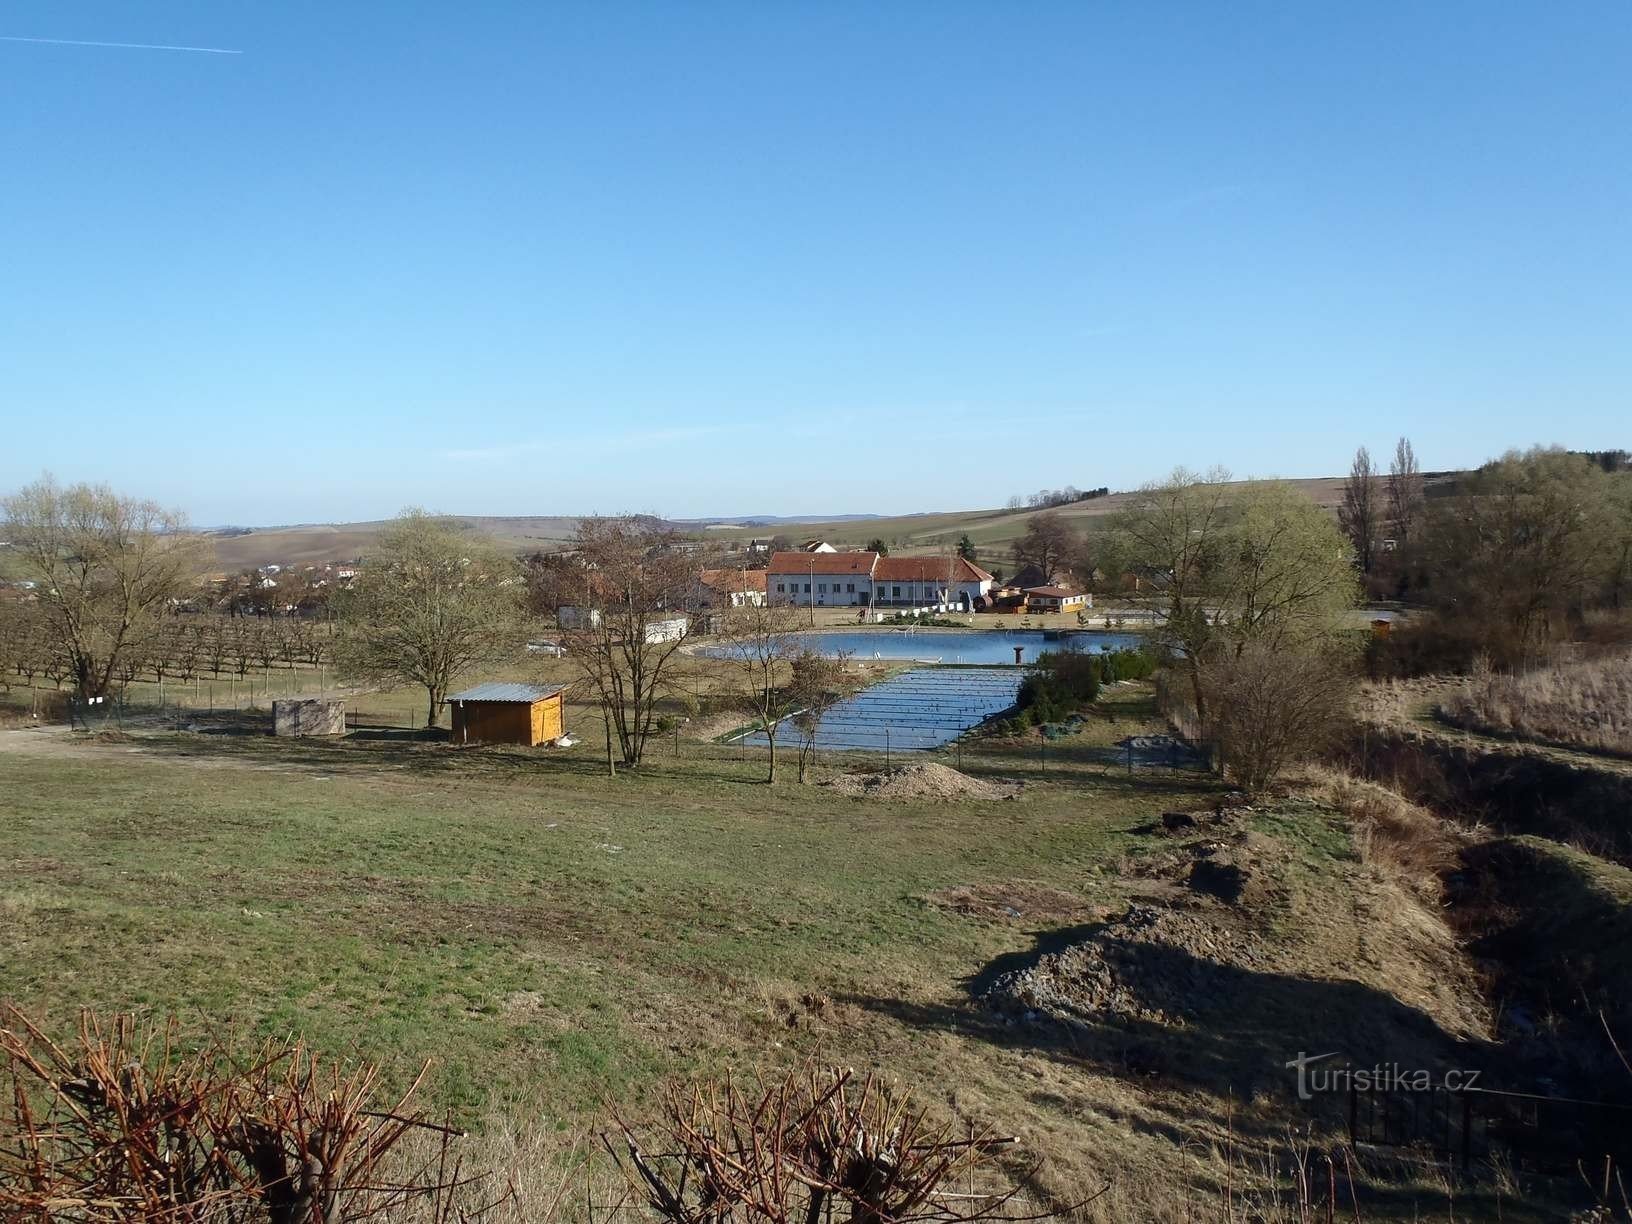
top-left (820, 762), bottom-right (1022, 801)
top-left (984, 902), bottom-right (1275, 1027)
top-left (980, 821), bottom-right (1490, 1093)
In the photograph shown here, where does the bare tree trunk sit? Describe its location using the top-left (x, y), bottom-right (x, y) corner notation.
top-left (767, 731), bottom-right (777, 783)
top-left (604, 710), bottom-right (617, 778)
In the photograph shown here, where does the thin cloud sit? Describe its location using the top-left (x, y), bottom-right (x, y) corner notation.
top-left (0, 35), bottom-right (242, 54)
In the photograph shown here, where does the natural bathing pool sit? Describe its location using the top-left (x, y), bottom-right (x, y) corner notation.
top-left (705, 628), bottom-right (1142, 667)
top-left (712, 629), bottom-right (1146, 751)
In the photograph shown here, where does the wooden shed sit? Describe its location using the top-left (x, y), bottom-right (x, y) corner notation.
top-left (447, 682), bottom-right (565, 747)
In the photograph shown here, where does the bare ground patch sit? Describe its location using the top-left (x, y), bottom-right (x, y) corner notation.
top-left (820, 761), bottom-right (1023, 801)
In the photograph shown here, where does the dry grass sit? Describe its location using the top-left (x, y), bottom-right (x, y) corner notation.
top-left (1298, 765), bottom-right (1464, 900)
top-left (1439, 653), bottom-right (1632, 758)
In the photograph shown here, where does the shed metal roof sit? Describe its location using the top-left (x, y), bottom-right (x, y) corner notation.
top-left (447, 682), bottom-right (565, 704)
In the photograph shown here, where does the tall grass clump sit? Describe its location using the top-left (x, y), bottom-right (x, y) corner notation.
top-left (1438, 652), bottom-right (1632, 758)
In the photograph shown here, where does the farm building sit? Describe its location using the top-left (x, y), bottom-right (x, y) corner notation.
top-left (448, 682), bottom-right (565, 747)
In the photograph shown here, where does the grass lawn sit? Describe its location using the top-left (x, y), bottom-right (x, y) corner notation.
top-left (1, 688), bottom-right (1209, 1124)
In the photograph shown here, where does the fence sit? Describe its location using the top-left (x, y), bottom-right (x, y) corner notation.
top-left (1349, 1082), bottom-right (1632, 1177)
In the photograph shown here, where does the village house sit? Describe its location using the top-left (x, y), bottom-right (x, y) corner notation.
top-left (765, 551), bottom-right (994, 610)
top-left (1022, 585), bottom-right (1091, 613)
top-left (697, 568), bottom-right (768, 608)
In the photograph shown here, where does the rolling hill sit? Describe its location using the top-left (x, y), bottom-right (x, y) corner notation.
top-left (192, 473), bottom-right (1461, 573)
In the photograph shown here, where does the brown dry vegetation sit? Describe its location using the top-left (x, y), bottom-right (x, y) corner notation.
top-left (1297, 765), bottom-right (1466, 901)
top-left (1438, 653), bottom-right (1632, 758)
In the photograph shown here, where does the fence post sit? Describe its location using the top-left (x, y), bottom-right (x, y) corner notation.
top-left (885, 726), bottom-right (891, 770)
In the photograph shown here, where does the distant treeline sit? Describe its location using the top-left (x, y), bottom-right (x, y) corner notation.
top-left (1006, 485), bottom-right (1111, 510)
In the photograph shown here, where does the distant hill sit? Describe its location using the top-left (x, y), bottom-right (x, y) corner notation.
top-left (676, 514), bottom-right (885, 528)
top-left (189, 472), bottom-right (1464, 573)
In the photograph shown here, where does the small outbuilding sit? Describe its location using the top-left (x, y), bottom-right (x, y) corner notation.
top-left (447, 682), bottom-right (566, 747)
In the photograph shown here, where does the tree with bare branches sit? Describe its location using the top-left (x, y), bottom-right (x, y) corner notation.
top-left (1205, 641), bottom-right (1352, 791)
top-left (1338, 445), bottom-right (1380, 575)
top-left (1, 476), bottom-right (205, 699)
top-left (333, 510), bottom-right (526, 727)
top-left (788, 649), bottom-right (854, 782)
top-left (557, 516), bottom-right (702, 767)
top-left (1010, 510), bottom-right (1076, 578)
top-left (1387, 436), bottom-right (1424, 550)
top-left (722, 600), bottom-right (804, 782)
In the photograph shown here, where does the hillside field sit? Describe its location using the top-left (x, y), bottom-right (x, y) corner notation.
top-left (188, 473), bottom-right (1464, 572)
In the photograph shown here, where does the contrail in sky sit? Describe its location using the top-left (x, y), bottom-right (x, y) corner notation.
top-left (0, 35), bottom-right (241, 54)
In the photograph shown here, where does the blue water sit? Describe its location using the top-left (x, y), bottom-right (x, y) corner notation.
top-left (735, 628), bottom-right (1143, 666)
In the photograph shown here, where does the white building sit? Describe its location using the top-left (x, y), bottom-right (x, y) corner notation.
top-left (643, 615), bottom-right (689, 644)
top-left (765, 551), bottom-right (994, 610)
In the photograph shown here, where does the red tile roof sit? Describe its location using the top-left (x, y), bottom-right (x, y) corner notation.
top-left (875, 555), bottom-right (994, 583)
top-left (767, 551), bottom-right (879, 575)
top-left (701, 568), bottom-right (768, 592)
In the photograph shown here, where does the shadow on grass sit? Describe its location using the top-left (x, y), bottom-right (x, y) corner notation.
top-left (843, 922), bottom-right (1493, 1147)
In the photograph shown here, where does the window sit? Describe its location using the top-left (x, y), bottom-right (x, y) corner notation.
top-left (776, 583), bottom-right (785, 593)
top-left (846, 583), bottom-right (855, 593)
top-left (892, 585), bottom-right (901, 597)
top-left (803, 583), bottom-right (810, 593)
top-left (818, 583), bottom-right (827, 593)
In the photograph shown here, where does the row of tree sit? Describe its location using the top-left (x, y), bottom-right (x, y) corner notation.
top-left (0, 605), bottom-right (331, 691)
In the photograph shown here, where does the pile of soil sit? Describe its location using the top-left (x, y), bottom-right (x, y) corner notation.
top-left (820, 761), bottom-right (1022, 801)
top-left (979, 824), bottom-right (1491, 1093)
top-left (983, 901), bottom-right (1275, 1027)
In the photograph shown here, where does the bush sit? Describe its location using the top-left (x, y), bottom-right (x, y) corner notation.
top-left (1207, 644), bottom-right (1353, 792)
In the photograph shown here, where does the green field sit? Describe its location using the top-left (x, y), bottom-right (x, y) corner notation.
top-left (2, 676), bottom-right (1525, 1219)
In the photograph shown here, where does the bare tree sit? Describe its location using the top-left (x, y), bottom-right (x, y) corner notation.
top-left (333, 510), bottom-right (525, 726)
top-left (1, 476), bottom-right (205, 699)
top-left (787, 649), bottom-right (855, 783)
top-left (722, 601), bottom-right (804, 782)
top-left (1338, 446), bottom-right (1380, 575)
top-left (1011, 510), bottom-right (1077, 578)
top-left (1387, 436), bottom-right (1424, 550)
top-left (557, 517), bottom-right (702, 767)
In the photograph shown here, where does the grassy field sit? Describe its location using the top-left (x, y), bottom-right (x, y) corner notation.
top-left (3, 672), bottom-right (1532, 1219)
top-left (1, 688), bottom-right (1185, 1106)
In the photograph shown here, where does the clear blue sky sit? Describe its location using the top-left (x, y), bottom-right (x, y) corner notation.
top-left (3, 3), bottom-right (1628, 525)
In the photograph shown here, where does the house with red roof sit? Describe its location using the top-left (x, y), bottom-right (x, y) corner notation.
top-left (765, 551), bottom-right (994, 610)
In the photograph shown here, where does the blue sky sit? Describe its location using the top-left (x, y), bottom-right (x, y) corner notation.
top-left (2, 3), bottom-right (1628, 525)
